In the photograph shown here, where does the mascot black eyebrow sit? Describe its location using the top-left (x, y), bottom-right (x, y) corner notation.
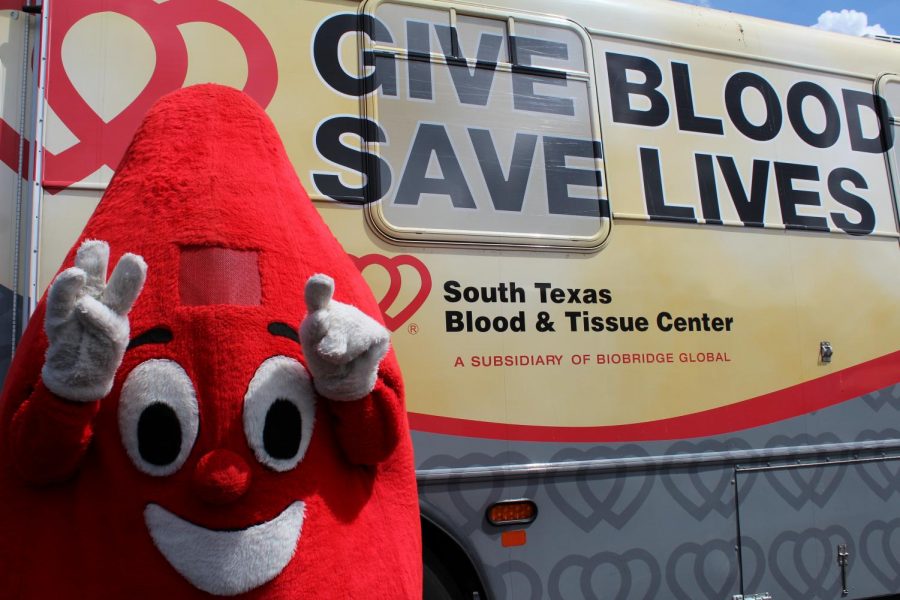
top-left (0, 84), bottom-right (422, 599)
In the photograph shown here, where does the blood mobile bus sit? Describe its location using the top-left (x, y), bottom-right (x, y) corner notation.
top-left (1, 0), bottom-right (900, 598)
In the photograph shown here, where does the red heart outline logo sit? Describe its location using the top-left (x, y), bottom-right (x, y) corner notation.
top-left (42, 0), bottom-right (278, 189)
top-left (350, 254), bottom-right (432, 331)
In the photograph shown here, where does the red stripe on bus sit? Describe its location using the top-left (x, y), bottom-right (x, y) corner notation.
top-left (407, 350), bottom-right (900, 442)
top-left (0, 119), bottom-right (28, 175)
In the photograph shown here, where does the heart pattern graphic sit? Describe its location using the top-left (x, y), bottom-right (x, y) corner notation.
top-left (490, 560), bottom-right (544, 600)
top-left (666, 537), bottom-right (764, 600)
top-left (860, 518), bottom-right (900, 591)
top-left (351, 254), bottom-right (431, 331)
top-left (545, 445), bottom-right (655, 531)
top-left (855, 429), bottom-right (900, 501)
top-left (863, 384), bottom-right (900, 412)
top-left (768, 525), bottom-right (852, 598)
top-left (418, 451), bottom-right (536, 536)
top-left (661, 439), bottom-right (755, 520)
top-left (547, 548), bottom-right (661, 600)
top-left (763, 433), bottom-right (845, 510)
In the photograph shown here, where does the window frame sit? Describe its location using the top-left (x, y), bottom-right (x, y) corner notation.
top-left (875, 73), bottom-right (900, 239)
top-left (359, 0), bottom-right (610, 252)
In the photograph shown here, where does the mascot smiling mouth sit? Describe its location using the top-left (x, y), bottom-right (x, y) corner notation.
top-left (144, 501), bottom-right (306, 596)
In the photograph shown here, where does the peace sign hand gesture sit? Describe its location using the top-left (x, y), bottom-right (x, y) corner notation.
top-left (42, 240), bottom-right (147, 402)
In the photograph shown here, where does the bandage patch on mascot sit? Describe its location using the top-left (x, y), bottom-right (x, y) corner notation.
top-left (0, 84), bottom-right (422, 599)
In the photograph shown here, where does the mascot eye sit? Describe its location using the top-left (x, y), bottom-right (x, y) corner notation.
top-left (119, 359), bottom-right (200, 476)
top-left (244, 356), bottom-right (316, 472)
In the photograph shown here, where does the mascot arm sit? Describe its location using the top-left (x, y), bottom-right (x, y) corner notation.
top-left (327, 363), bottom-right (404, 466)
top-left (10, 384), bottom-right (100, 483)
top-left (8, 240), bottom-right (146, 484)
top-left (300, 274), bottom-right (402, 465)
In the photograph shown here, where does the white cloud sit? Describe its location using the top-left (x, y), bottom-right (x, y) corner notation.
top-left (811, 9), bottom-right (887, 36)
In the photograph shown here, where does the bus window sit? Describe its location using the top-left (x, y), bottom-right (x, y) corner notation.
top-left (363, 1), bottom-right (609, 250)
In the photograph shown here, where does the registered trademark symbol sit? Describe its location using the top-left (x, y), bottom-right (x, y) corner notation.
top-left (407, 323), bottom-right (419, 335)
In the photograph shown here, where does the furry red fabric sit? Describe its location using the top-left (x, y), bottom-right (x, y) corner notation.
top-left (0, 84), bottom-right (421, 598)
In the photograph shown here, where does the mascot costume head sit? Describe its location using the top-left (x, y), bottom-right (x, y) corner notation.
top-left (0, 84), bottom-right (421, 598)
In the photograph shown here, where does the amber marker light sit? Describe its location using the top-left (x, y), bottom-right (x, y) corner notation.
top-left (501, 530), bottom-right (527, 548)
top-left (486, 499), bottom-right (538, 526)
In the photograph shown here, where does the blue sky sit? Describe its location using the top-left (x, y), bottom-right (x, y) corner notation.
top-left (673, 0), bottom-right (899, 36)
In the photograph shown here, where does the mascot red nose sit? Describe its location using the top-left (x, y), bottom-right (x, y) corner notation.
top-left (0, 84), bottom-right (422, 598)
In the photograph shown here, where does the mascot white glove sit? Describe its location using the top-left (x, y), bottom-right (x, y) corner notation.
top-left (41, 240), bottom-right (147, 402)
top-left (300, 274), bottom-right (389, 401)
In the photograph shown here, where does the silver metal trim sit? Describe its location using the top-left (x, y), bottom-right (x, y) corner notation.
top-left (735, 453), bottom-right (900, 473)
top-left (11, 9), bottom-right (31, 356)
top-left (416, 438), bottom-right (900, 483)
top-left (23, 0), bottom-right (50, 325)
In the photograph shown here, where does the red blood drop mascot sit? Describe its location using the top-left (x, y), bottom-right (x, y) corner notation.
top-left (0, 84), bottom-right (422, 598)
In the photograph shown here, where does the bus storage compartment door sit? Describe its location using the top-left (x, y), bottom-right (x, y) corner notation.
top-left (734, 456), bottom-right (900, 599)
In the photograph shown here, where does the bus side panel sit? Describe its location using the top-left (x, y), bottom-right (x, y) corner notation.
top-left (737, 457), bottom-right (900, 600)
top-left (416, 382), bottom-right (900, 599)
top-left (420, 459), bottom-right (746, 599)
